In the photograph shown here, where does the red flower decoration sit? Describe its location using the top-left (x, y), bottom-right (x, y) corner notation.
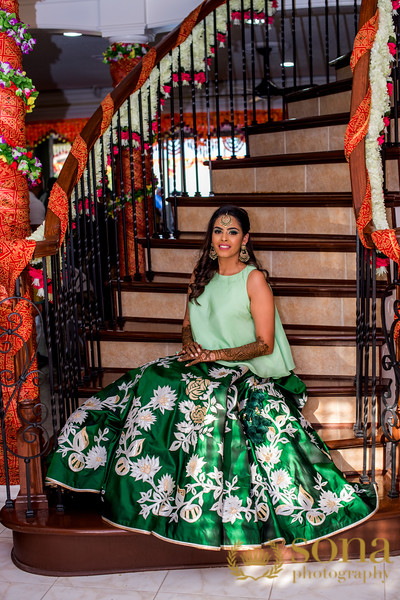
top-left (388, 42), bottom-right (397, 56)
top-left (387, 82), bottom-right (394, 96)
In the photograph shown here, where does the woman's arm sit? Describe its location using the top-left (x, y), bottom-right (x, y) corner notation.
top-left (179, 269), bottom-right (274, 366)
top-left (179, 272), bottom-right (202, 358)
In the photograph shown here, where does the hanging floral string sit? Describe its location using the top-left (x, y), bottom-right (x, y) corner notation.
top-left (0, 61), bottom-right (38, 111)
top-left (0, 134), bottom-right (41, 184)
top-left (103, 42), bottom-right (149, 64)
top-left (0, 10), bottom-right (36, 53)
top-left (364, 0), bottom-right (396, 231)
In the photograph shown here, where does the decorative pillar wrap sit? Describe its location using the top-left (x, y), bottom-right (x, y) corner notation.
top-left (0, 0), bottom-right (38, 484)
top-left (106, 45), bottom-right (154, 278)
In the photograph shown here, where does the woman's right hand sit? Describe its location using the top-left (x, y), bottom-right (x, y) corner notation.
top-left (177, 342), bottom-right (202, 361)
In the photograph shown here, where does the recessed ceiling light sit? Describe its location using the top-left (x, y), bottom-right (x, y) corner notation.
top-left (281, 61), bottom-right (295, 67)
top-left (63, 32), bottom-right (82, 37)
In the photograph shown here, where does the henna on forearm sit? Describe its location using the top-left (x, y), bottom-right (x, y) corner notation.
top-left (213, 336), bottom-right (270, 362)
top-left (182, 324), bottom-right (194, 348)
top-left (181, 336), bottom-right (270, 365)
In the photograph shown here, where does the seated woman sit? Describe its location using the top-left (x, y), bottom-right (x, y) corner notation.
top-left (46, 205), bottom-right (377, 549)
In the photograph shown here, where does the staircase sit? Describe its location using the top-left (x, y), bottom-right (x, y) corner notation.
top-left (3, 0), bottom-right (400, 575)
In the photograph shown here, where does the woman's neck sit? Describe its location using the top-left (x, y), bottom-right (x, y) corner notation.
top-left (217, 258), bottom-right (247, 276)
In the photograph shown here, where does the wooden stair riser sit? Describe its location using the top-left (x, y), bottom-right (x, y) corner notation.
top-left (120, 291), bottom-right (382, 329)
top-left (147, 247), bottom-right (357, 280)
top-left (302, 396), bottom-right (374, 428)
top-left (249, 123), bottom-right (348, 157)
top-left (287, 91), bottom-right (351, 119)
top-left (178, 204), bottom-right (356, 236)
top-left (98, 340), bottom-right (379, 378)
top-left (331, 445), bottom-right (385, 476)
top-left (211, 159), bottom-right (399, 195)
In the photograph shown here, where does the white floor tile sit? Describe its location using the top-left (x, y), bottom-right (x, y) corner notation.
top-left (156, 594), bottom-right (258, 600)
top-left (0, 528), bottom-right (13, 539)
top-left (158, 566), bottom-right (274, 598)
top-left (55, 570), bottom-right (168, 592)
top-left (0, 486), bottom-right (20, 508)
top-left (0, 581), bottom-right (53, 600)
top-left (0, 538), bottom-right (57, 585)
top-left (269, 558), bottom-right (386, 600)
top-left (41, 585), bottom-right (156, 600)
top-left (383, 555), bottom-right (400, 599)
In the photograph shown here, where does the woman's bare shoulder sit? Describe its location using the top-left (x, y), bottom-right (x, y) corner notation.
top-left (247, 268), bottom-right (272, 295)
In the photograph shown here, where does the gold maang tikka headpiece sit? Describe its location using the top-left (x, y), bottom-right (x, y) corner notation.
top-left (220, 213), bottom-right (232, 226)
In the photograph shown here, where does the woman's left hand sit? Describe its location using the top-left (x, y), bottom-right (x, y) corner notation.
top-left (177, 348), bottom-right (216, 366)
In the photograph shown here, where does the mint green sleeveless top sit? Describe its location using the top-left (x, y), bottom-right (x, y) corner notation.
top-left (189, 265), bottom-right (295, 379)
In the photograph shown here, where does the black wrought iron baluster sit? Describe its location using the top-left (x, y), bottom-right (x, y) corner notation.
top-left (291, 0), bottom-right (297, 90)
top-left (370, 249), bottom-right (377, 485)
top-left (324, 0), bottom-right (330, 84)
top-left (335, 0), bottom-right (341, 58)
top-left (127, 95), bottom-right (142, 280)
top-left (226, 0), bottom-right (236, 159)
top-left (90, 147), bottom-right (105, 326)
top-left (190, 37), bottom-right (201, 193)
top-left (50, 253), bottom-right (67, 427)
top-left (63, 224), bottom-right (79, 413)
top-left (79, 177), bottom-right (97, 375)
top-left (86, 158), bottom-right (103, 376)
top-left (99, 136), bottom-right (117, 323)
top-left (117, 109), bottom-right (131, 281)
top-left (59, 241), bottom-right (74, 416)
top-left (213, 10), bottom-right (222, 156)
top-left (355, 234), bottom-right (364, 436)
top-left (138, 89), bottom-right (154, 281)
top-left (109, 128), bottom-right (124, 327)
top-left (177, 47), bottom-right (188, 196)
top-left (260, 0), bottom-right (272, 122)
top-left (68, 188), bottom-right (83, 386)
top-left (170, 50), bottom-right (178, 210)
top-left (72, 183), bottom-right (89, 382)
top-left (250, 0), bottom-right (257, 125)
top-left (165, 138), bottom-right (171, 205)
top-left (146, 85), bottom-right (158, 238)
top-left (42, 259), bottom-right (59, 446)
top-left (0, 363), bottom-right (12, 507)
top-left (360, 248), bottom-right (371, 483)
top-left (67, 222), bottom-right (81, 409)
top-left (156, 72), bottom-right (168, 237)
top-left (308, 0), bottom-right (313, 86)
top-left (240, 0), bottom-right (249, 157)
top-left (203, 18), bottom-right (213, 194)
top-left (280, 0), bottom-right (286, 116)
top-left (381, 263), bottom-right (400, 498)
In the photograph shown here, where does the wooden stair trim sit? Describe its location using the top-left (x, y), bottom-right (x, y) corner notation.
top-left (116, 277), bottom-right (387, 298)
top-left (284, 77), bottom-right (352, 102)
top-left (173, 192), bottom-right (354, 207)
top-left (209, 146), bottom-right (399, 170)
top-left (98, 323), bottom-right (385, 345)
top-left (247, 112), bottom-right (350, 135)
top-left (139, 236), bottom-right (356, 252)
top-left (209, 149), bottom-right (347, 169)
top-left (172, 192), bottom-right (400, 207)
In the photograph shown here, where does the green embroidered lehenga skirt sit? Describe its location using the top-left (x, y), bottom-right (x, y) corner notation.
top-left (46, 356), bottom-right (378, 549)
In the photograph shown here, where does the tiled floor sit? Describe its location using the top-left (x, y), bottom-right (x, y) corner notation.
top-left (0, 499), bottom-right (397, 600)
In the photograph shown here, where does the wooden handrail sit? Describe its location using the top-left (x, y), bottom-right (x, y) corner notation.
top-left (348, 0), bottom-right (378, 246)
top-left (34, 0), bottom-right (227, 258)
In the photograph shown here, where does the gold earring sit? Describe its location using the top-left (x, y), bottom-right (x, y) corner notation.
top-left (239, 244), bottom-right (250, 263)
top-left (209, 243), bottom-right (218, 260)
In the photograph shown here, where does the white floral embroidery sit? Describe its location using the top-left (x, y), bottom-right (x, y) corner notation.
top-left (151, 385), bottom-right (177, 413)
top-left (131, 455), bottom-right (161, 482)
top-left (186, 454), bottom-right (206, 478)
top-left (222, 495), bottom-right (244, 524)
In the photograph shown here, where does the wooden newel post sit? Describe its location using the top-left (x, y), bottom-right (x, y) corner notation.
top-left (14, 397), bottom-right (48, 511)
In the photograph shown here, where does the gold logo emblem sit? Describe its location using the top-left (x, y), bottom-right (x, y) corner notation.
top-left (227, 541), bottom-right (284, 581)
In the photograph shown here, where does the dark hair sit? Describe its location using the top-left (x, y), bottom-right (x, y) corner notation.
top-left (189, 205), bottom-right (268, 303)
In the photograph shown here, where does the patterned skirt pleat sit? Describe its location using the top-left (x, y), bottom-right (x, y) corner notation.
top-left (46, 356), bottom-right (378, 549)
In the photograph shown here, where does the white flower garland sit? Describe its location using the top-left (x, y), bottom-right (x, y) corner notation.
top-left (365, 0), bottom-right (395, 230)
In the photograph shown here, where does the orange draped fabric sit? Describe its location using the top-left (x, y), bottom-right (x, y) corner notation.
top-left (25, 118), bottom-right (89, 147)
top-left (0, 0), bottom-right (37, 484)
